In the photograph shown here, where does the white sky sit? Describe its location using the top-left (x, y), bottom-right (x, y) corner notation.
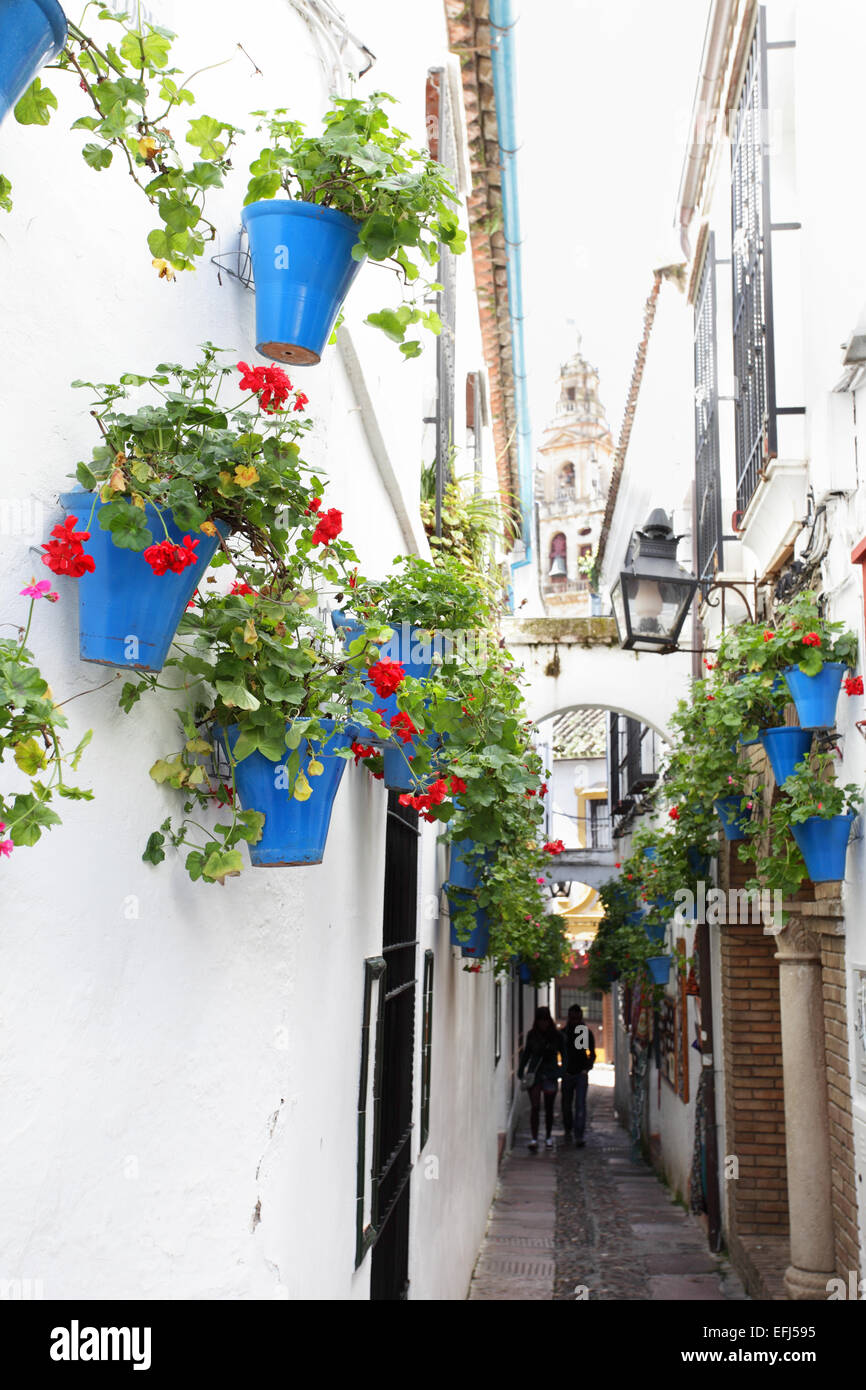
top-left (516, 0), bottom-right (710, 440)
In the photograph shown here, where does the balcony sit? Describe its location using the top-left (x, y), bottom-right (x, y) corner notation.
top-left (542, 576), bottom-right (591, 599)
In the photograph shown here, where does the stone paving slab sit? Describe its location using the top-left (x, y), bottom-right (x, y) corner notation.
top-left (468, 1072), bottom-right (749, 1301)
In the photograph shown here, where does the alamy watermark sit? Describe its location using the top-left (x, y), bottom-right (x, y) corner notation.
top-left (673, 883), bottom-right (784, 934)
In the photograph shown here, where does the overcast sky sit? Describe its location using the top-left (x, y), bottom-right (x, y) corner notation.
top-left (515, 0), bottom-right (709, 440)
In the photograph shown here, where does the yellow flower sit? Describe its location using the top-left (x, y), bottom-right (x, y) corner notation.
top-left (138, 135), bottom-right (160, 160)
top-left (307, 758), bottom-right (324, 778)
top-left (293, 772), bottom-right (312, 802)
top-left (233, 464), bottom-right (259, 488)
top-left (151, 258), bottom-right (175, 282)
top-left (199, 520), bottom-right (217, 537)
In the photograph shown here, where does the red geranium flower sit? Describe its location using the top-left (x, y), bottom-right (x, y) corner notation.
top-left (844, 675), bottom-right (864, 696)
top-left (802, 632), bottom-right (821, 647)
top-left (668, 806), bottom-right (680, 821)
top-left (143, 534), bottom-right (199, 576)
top-left (230, 580), bottom-right (256, 596)
top-left (543, 839), bottom-right (565, 855)
top-left (368, 659), bottom-right (405, 698)
top-left (450, 775), bottom-right (467, 794)
top-left (390, 711), bottom-right (419, 745)
top-left (237, 360), bottom-right (292, 413)
top-left (763, 630), bottom-right (775, 642)
top-left (304, 497), bottom-right (322, 516)
top-left (41, 515), bottom-right (95, 578)
top-left (293, 392), bottom-right (309, 412)
top-left (311, 508), bottom-right (343, 546)
top-left (351, 741), bottom-right (377, 765)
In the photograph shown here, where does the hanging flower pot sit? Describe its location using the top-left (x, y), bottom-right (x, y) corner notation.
top-left (686, 845), bottom-right (711, 878)
top-left (445, 883), bottom-right (490, 959)
top-left (449, 837), bottom-right (490, 891)
top-left (714, 796), bottom-right (749, 841)
top-left (783, 662), bottom-right (846, 729)
top-left (644, 920), bottom-right (666, 945)
top-left (59, 492), bottom-right (226, 671)
top-left (241, 200), bottom-right (365, 366)
top-left (0, 0), bottom-right (67, 127)
top-left (646, 954), bottom-right (672, 986)
top-left (790, 813), bottom-right (855, 883)
top-left (759, 725), bottom-right (813, 787)
top-left (219, 719), bottom-right (355, 867)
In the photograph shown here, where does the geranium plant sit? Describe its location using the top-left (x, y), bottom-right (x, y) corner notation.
top-left (245, 93), bottom-right (466, 356)
top-left (3, 5), bottom-right (239, 274)
top-left (0, 585), bottom-right (92, 853)
top-left (780, 752), bottom-right (863, 823)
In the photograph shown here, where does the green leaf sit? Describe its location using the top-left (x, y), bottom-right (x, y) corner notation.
top-left (201, 847), bottom-right (244, 884)
top-left (186, 161), bottom-right (224, 190)
top-left (119, 681), bottom-right (145, 713)
top-left (119, 29), bottom-right (172, 70)
top-left (186, 115), bottom-right (227, 161)
top-left (142, 831), bottom-right (166, 865)
top-left (82, 143), bottom-right (114, 171)
top-left (76, 460), bottom-right (98, 490)
top-left (215, 679), bottom-right (261, 711)
top-left (13, 737), bottom-right (46, 775)
top-left (236, 809), bottom-right (265, 844)
top-left (0, 174), bottom-right (11, 213)
top-left (399, 340), bottom-right (423, 359)
top-left (97, 499), bottom-right (153, 549)
top-left (244, 172), bottom-right (281, 205)
top-left (365, 307), bottom-right (408, 343)
top-left (14, 78), bottom-right (57, 126)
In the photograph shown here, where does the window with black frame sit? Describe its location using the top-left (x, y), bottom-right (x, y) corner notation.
top-left (730, 7), bottom-right (777, 517)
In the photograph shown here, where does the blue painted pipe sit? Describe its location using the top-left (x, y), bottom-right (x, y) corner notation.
top-left (489, 0), bottom-right (533, 571)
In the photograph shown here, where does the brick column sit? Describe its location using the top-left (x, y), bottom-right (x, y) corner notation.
top-left (774, 915), bottom-right (836, 1299)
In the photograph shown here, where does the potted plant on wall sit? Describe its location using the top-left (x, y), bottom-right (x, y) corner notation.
top-left (781, 752), bottom-right (863, 883)
top-left (0, 0), bottom-right (67, 128)
top-left (242, 93), bottom-right (466, 364)
top-left (730, 592), bottom-right (858, 730)
top-left (46, 347), bottom-right (312, 671)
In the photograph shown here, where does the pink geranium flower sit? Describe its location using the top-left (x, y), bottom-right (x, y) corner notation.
top-left (20, 579), bottom-right (59, 602)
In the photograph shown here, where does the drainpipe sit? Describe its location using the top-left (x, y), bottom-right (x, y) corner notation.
top-left (489, 0), bottom-right (533, 574)
top-left (675, 0), bottom-right (737, 258)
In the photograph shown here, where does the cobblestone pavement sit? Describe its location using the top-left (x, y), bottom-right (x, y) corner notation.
top-left (469, 1066), bottom-right (748, 1302)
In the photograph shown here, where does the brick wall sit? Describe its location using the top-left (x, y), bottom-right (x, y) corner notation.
top-left (820, 933), bottom-right (862, 1279)
top-left (720, 849), bottom-right (789, 1236)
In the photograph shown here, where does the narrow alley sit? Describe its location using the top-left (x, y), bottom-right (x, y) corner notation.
top-left (469, 1067), bottom-right (748, 1301)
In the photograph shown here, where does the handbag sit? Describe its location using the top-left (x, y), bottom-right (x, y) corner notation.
top-left (519, 1055), bottom-right (540, 1091)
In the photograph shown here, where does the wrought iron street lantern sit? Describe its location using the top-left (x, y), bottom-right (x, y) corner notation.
top-left (610, 510), bottom-right (698, 652)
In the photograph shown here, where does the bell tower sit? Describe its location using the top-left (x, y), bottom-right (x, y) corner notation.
top-left (535, 337), bottom-right (614, 615)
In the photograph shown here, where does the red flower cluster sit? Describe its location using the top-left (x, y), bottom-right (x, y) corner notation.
top-left (305, 497), bottom-right (321, 516)
top-left (763, 630), bottom-right (775, 642)
top-left (449, 775), bottom-right (467, 795)
top-left (543, 839), bottom-right (565, 855)
top-left (844, 675), bottom-right (864, 696)
top-left (399, 777), bottom-right (450, 822)
top-left (294, 393), bottom-right (309, 412)
top-left (668, 806), bottom-right (680, 821)
top-left (311, 508), bottom-right (343, 546)
top-left (41, 516), bottom-right (95, 578)
top-left (802, 632), bottom-right (821, 647)
top-left (237, 360), bottom-right (292, 413)
top-left (351, 740), bottom-right (377, 765)
top-left (143, 534), bottom-right (199, 576)
top-left (231, 580), bottom-right (256, 596)
top-left (368, 659), bottom-right (405, 698)
top-left (390, 712), bottom-right (418, 744)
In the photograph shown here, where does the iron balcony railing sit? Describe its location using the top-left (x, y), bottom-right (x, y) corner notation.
top-left (694, 232), bottom-right (723, 588)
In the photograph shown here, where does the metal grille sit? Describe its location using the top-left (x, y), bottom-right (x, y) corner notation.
top-left (370, 793), bottom-right (419, 1301)
top-left (694, 233), bottom-right (723, 587)
top-left (731, 7), bottom-right (776, 515)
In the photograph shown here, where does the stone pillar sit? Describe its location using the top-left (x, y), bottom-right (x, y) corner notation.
top-left (773, 916), bottom-right (836, 1299)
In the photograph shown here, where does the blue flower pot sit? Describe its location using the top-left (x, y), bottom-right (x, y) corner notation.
top-left (644, 921), bottom-right (666, 945)
top-left (220, 719), bottom-right (354, 867)
top-left (382, 741), bottom-right (418, 792)
top-left (642, 846), bottom-right (657, 861)
top-left (0, 0), bottom-right (67, 127)
top-left (646, 955), bottom-right (671, 986)
top-left (59, 492), bottom-right (226, 671)
top-left (625, 908), bottom-right (645, 926)
top-left (332, 609), bottom-right (440, 750)
top-left (714, 795), bottom-right (749, 841)
top-left (790, 813), bottom-right (855, 883)
top-left (759, 725), bottom-right (813, 787)
top-left (686, 846), bottom-right (711, 878)
top-left (241, 200), bottom-right (365, 366)
top-left (516, 960), bottom-right (534, 985)
top-left (449, 837), bottom-right (487, 891)
top-left (445, 884), bottom-right (489, 958)
top-left (783, 662), bottom-right (846, 729)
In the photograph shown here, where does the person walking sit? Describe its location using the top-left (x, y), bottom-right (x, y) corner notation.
top-left (518, 1005), bottom-right (564, 1151)
top-left (561, 1004), bottom-right (596, 1146)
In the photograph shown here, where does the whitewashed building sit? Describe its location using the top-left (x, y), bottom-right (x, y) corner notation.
top-left (0, 0), bottom-right (537, 1301)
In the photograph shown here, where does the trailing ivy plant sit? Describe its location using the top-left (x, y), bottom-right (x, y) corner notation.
top-left (0, 584), bottom-right (92, 855)
top-left (3, 4), bottom-right (239, 274)
top-left (245, 93), bottom-right (467, 356)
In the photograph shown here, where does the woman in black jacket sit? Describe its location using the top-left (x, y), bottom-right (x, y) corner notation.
top-left (518, 1006), bottom-right (565, 1150)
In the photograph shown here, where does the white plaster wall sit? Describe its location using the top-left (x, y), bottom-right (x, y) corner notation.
top-left (0, 0), bottom-right (507, 1300)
